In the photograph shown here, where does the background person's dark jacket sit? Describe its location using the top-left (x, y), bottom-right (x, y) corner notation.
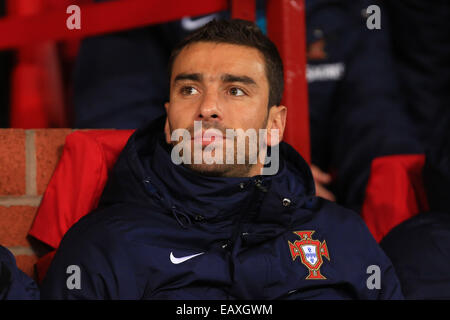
top-left (41, 117), bottom-right (403, 300)
top-left (0, 246), bottom-right (40, 300)
top-left (380, 0), bottom-right (450, 298)
top-left (385, 0), bottom-right (450, 147)
top-left (305, 0), bottom-right (423, 212)
top-left (380, 111), bottom-right (450, 299)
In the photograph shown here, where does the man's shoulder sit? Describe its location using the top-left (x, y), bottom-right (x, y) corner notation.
top-left (60, 204), bottom-right (138, 247)
top-left (291, 197), bottom-right (378, 247)
top-left (311, 197), bottom-right (367, 227)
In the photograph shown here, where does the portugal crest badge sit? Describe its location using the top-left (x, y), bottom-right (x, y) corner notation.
top-left (288, 231), bottom-right (330, 279)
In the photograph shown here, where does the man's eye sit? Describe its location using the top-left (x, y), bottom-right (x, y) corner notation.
top-left (181, 86), bottom-right (199, 95)
top-left (229, 87), bottom-right (246, 96)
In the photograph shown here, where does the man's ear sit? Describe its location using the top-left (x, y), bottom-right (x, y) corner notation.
top-left (164, 102), bottom-right (171, 144)
top-left (266, 105), bottom-right (287, 146)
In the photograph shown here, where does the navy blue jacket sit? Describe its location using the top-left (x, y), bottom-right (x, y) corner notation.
top-left (380, 212), bottom-right (450, 299)
top-left (0, 246), bottom-right (40, 300)
top-left (41, 117), bottom-right (403, 300)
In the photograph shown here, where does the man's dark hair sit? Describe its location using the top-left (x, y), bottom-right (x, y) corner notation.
top-left (168, 19), bottom-right (284, 107)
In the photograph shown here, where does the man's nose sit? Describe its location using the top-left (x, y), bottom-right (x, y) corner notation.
top-left (197, 90), bottom-right (222, 121)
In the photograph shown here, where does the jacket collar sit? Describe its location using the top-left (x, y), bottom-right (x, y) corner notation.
top-left (111, 116), bottom-right (316, 224)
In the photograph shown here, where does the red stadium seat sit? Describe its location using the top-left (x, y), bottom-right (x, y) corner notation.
top-left (361, 154), bottom-right (429, 243)
top-left (29, 130), bottom-right (133, 282)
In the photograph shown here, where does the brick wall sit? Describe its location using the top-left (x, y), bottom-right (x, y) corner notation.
top-left (0, 129), bottom-right (73, 279)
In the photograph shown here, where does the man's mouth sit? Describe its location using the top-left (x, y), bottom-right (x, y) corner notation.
top-left (192, 130), bottom-right (225, 147)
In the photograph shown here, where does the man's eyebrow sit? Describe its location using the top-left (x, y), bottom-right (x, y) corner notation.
top-left (173, 73), bottom-right (203, 83)
top-left (221, 74), bottom-right (258, 86)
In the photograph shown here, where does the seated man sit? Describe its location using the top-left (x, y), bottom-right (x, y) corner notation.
top-left (0, 246), bottom-right (40, 300)
top-left (380, 111), bottom-right (450, 299)
top-left (41, 19), bottom-right (402, 300)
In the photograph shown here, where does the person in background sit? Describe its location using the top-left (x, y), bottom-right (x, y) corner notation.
top-left (0, 245), bottom-right (40, 300)
top-left (305, 0), bottom-right (423, 211)
top-left (380, 111), bottom-right (450, 299)
top-left (385, 0), bottom-right (450, 147)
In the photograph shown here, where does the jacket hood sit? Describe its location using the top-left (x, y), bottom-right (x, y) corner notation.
top-left (99, 116), bottom-right (317, 225)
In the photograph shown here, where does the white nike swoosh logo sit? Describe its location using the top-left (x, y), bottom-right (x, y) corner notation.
top-left (170, 251), bottom-right (205, 264)
top-left (181, 15), bottom-right (218, 31)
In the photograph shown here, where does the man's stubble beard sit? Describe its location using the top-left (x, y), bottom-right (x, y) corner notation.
top-left (186, 142), bottom-right (255, 177)
top-left (168, 116), bottom-right (269, 178)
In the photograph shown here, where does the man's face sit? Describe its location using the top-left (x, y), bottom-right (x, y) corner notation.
top-left (165, 42), bottom-right (285, 177)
